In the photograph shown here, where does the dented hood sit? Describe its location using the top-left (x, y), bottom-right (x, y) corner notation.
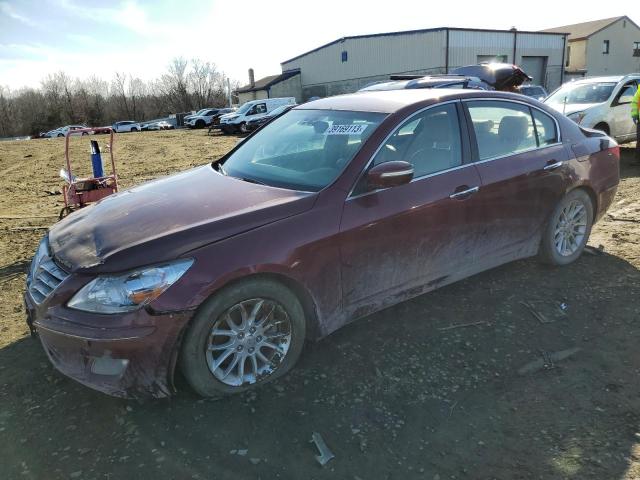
top-left (49, 165), bottom-right (314, 273)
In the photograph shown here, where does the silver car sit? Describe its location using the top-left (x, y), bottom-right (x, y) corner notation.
top-left (544, 74), bottom-right (640, 143)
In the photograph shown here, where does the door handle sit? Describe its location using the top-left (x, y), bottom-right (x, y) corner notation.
top-left (543, 160), bottom-right (563, 171)
top-left (449, 186), bottom-right (479, 200)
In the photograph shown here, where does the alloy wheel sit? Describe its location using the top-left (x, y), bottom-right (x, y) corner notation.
top-left (205, 298), bottom-right (292, 387)
top-left (554, 199), bottom-right (588, 257)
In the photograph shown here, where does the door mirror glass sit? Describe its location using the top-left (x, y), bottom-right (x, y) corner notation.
top-left (367, 161), bottom-right (414, 190)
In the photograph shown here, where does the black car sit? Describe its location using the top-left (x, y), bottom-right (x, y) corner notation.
top-left (360, 63), bottom-right (532, 93)
top-left (245, 104), bottom-right (296, 132)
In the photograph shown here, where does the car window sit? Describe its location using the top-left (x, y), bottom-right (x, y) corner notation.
top-left (372, 103), bottom-right (462, 178)
top-left (617, 82), bottom-right (637, 104)
top-left (467, 101), bottom-right (537, 160)
top-left (546, 82), bottom-right (616, 104)
top-left (532, 110), bottom-right (558, 146)
top-left (222, 109), bottom-right (386, 191)
top-left (256, 104), bottom-right (267, 114)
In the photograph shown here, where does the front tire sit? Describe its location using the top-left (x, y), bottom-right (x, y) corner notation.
top-left (180, 278), bottom-right (306, 396)
top-left (239, 122), bottom-right (248, 134)
top-left (539, 189), bottom-right (594, 266)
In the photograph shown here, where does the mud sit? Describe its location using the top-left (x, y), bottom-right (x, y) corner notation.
top-left (0, 130), bottom-right (639, 479)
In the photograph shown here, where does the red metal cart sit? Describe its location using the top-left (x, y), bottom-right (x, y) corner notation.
top-left (59, 127), bottom-right (118, 219)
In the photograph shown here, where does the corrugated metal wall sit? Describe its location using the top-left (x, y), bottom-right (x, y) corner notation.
top-left (282, 30), bottom-right (446, 86)
top-left (448, 30), bottom-right (515, 68)
top-left (280, 28), bottom-right (566, 97)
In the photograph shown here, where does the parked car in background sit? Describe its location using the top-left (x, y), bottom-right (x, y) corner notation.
top-left (54, 125), bottom-right (88, 137)
top-left (360, 63), bottom-right (532, 93)
top-left (112, 120), bottom-right (141, 133)
top-left (518, 84), bottom-right (548, 101)
top-left (218, 98), bottom-right (296, 134)
top-left (184, 108), bottom-right (214, 124)
top-left (245, 104), bottom-right (296, 132)
top-left (25, 88), bottom-right (619, 399)
top-left (141, 120), bottom-right (173, 131)
top-left (544, 75), bottom-right (640, 143)
top-left (44, 128), bottom-right (62, 138)
top-left (185, 108), bottom-right (234, 129)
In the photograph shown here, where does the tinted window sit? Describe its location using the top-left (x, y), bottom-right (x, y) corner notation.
top-left (372, 103), bottom-right (462, 178)
top-left (532, 110), bottom-right (558, 146)
top-left (222, 109), bottom-right (385, 191)
top-left (467, 101), bottom-right (536, 160)
top-left (256, 104), bottom-right (267, 114)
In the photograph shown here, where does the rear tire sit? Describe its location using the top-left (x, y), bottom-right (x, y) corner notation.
top-left (539, 189), bottom-right (594, 266)
top-left (180, 278), bottom-right (306, 396)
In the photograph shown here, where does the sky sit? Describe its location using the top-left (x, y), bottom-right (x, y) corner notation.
top-left (0, 0), bottom-right (634, 90)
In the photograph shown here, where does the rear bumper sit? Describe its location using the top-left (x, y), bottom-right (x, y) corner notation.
top-left (595, 184), bottom-right (618, 222)
top-left (25, 292), bottom-right (192, 399)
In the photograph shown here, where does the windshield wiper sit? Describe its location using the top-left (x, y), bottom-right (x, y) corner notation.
top-left (236, 176), bottom-right (266, 186)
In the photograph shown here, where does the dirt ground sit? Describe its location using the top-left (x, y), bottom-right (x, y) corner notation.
top-left (0, 130), bottom-right (639, 480)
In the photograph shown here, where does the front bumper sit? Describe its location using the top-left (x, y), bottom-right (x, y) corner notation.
top-left (24, 291), bottom-right (193, 399)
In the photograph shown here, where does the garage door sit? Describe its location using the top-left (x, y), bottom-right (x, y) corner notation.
top-left (521, 56), bottom-right (547, 87)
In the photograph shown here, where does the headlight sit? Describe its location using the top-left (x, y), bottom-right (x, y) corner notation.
top-left (567, 111), bottom-right (586, 124)
top-left (29, 237), bottom-right (48, 281)
top-left (68, 259), bottom-right (194, 313)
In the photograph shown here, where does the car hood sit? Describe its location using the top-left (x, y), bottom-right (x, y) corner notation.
top-left (544, 102), bottom-right (602, 116)
top-left (49, 165), bottom-right (315, 273)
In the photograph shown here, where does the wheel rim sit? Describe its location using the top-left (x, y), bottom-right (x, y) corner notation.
top-left (205, 298), bottom-right (292, 387)
top-left (240, 123), bottom-right (247, 133)
top-left (554, 199), bottom-right (588, 257)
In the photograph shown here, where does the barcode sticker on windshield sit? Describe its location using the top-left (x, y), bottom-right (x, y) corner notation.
top-left (325, 124), bottom-right (368, 135)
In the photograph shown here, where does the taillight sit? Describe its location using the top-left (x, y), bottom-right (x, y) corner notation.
top-left (609, 145), bottom-right (620, 160)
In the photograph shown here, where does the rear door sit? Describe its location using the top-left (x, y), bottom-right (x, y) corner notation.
top-left (463, 99), bottom-right (570, 262)
top-left (339, 102), bottom-right (483, 314)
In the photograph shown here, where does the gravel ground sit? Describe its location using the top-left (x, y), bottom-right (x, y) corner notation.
top-left (0, 130), bottom-right (639, 479)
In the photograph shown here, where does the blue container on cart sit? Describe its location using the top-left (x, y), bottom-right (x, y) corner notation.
top-left (90, 140), bottom-right (104, 178)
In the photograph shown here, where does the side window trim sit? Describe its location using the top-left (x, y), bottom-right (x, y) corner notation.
top-left (347, 100), bottom-right (469, 199)
top-left (461, 98), bottom-right (562, 164)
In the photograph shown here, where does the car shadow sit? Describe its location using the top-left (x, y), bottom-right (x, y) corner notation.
top-left (0, 259), bottom-right (29, 283)
top-left (1, 250), bottom-right (639, 479)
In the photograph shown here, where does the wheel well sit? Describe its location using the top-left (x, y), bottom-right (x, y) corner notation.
top-left (192, 273), bottom-right (321, 340)
top-left (575, 186), bottom-right (598, 216)
top-left (593, 122), bottom-right (610, 135)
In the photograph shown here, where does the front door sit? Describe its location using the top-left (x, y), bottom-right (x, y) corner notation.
top-left (339, 102), bottom-right (483, 317)
top-left (611, 80), bottom-right (637, 140)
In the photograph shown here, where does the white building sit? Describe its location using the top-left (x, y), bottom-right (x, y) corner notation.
top-left (542, 16), bottom-right (640, 80)
top-left (279, 27), bottom-right (567, 101)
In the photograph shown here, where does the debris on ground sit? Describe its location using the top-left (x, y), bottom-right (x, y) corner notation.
top-left (310, 432), bottom-right (335, 466)
top-left (517, 347), bottom-right (581, 375)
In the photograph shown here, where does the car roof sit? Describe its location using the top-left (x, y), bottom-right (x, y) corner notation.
top-left (296, 89), bottom-right (528, 114)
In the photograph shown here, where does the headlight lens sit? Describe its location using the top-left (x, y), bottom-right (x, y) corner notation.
top-left (567, 111), bottom-right (586, 124)
top-left (68, 259), bottom-right (193, 313)
top-left (29, 238), bottom-right (48, 281)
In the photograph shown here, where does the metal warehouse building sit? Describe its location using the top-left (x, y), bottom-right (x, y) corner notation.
top-left (279, 27), bottom-right (568, 101)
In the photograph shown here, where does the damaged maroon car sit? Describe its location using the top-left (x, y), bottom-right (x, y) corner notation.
top-left (25, 89), bottom-right (620, 399)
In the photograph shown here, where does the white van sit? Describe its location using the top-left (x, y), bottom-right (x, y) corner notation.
top-left (219, 97), bottom-right (296, 134)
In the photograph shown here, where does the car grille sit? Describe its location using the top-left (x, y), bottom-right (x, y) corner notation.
top-left (27, 240), bottom-right (69, 304)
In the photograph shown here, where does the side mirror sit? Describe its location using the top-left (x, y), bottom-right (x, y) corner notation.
top-left (367, 161), bottom-right (414, 190)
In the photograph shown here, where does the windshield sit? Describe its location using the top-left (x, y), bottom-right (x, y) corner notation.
top-left (546, 82), bottom-right (616, 104)
top-left (235, 103), bottom-right (253, 115)
top-left (220, 109), bottom-right (386, 191)
top-left (269, 105), bottom-right (288, 116)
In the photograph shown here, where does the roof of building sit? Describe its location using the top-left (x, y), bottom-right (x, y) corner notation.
top-left (541, 16), bottom-right (638, 41)
top-left (295, 89), bottom-right (535, 114)
top-left (236, 69), bottom-right (300, 93)
top-left (281, 27), bottom-right (567, 65)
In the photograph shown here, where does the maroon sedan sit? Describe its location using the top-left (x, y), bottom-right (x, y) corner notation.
top-left (25, 89), bottom-right (619, 398)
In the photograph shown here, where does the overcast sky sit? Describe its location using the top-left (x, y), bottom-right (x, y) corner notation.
top-left (0, 0), bottom-right (634, 90)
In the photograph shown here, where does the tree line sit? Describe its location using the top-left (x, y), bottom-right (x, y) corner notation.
top-left (0, 58), bottom-right (239, 137)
